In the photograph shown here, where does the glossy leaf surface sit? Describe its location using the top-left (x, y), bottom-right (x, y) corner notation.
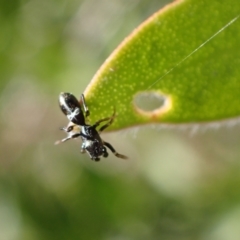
top-left (85, 0), bottom-right (240, 130)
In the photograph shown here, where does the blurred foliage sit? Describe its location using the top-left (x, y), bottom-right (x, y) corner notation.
top-left (0, 0), bottom-right (240, 240)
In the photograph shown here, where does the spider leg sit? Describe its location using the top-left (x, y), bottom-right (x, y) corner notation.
top-left (80, 94), bottom-right (90, 118)
top-left (92, 117), bottom-right (111, 128)
top-left (80, 148), bottom-right (86, 154)
top-left (55, 133), bottom-right (81, 145)
top-left (93, 108), bottom-right (116, 131)
top-left (103, 141), bottom-right (128, 159)
top-left (99, 108), bottom-right (116, 132)
top-left (80, 142), bottom-right (86, 154)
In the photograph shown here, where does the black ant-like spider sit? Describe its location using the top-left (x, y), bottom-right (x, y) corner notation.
top-left (56, 92), bottom-right (127, 162)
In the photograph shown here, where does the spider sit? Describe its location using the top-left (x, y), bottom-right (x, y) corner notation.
top-left (56, 92), bottom-right (127, 162)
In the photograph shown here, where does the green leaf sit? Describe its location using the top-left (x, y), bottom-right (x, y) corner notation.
top-left (84, 0), bottom-right (240, 130)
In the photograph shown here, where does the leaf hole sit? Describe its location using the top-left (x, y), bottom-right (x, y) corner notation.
top-left (133, 91), bottom-right (171, 117)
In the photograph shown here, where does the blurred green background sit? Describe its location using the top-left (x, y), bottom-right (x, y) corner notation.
top-left (1, 0), bottom-right (240, 239)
